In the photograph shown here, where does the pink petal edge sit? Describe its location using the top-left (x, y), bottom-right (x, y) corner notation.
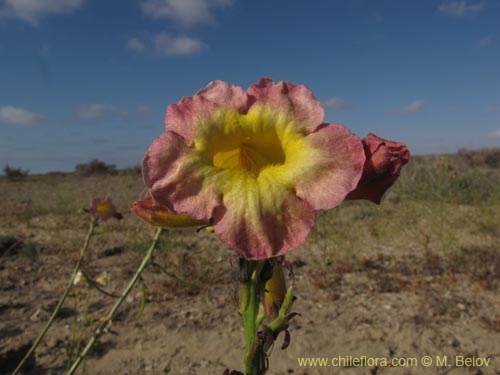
top-left (165, 81), bottom-right (248, 145)
top-left (295, 123), bottom-right (366, 210)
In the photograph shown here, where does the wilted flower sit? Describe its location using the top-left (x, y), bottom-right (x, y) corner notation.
top-left (140, 78), bottom-right (366, 259)
top-left (346, 133), bottom-right (409, 204)
top-left (90, 197), bottom-right (123, 222)
top-left (132, 195), bottom-right (209, 228)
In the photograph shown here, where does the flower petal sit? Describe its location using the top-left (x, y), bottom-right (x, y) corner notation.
top-left (212, 173), bottom-right (316, 259)
top-left (165, 80), bottom-right (248, 145)
top-left (142, 131), bottom-right (222, 220)
top-left (246, 78), bottom-right (325, 133)
top-left (294, 123), bottom-right (365, 210)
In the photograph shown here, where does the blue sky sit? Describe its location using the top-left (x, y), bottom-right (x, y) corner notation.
top-left (1, 0), bottom-right (499, 174)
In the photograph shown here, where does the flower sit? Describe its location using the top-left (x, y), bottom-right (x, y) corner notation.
top-left (90, 196), bottom-right (123, 222)
top-left (140, 78), bottom-right (366, 259)
top-left (346, 133), bottom-right (410, 204)
top-left (73, 271), bottom-right (86, 286)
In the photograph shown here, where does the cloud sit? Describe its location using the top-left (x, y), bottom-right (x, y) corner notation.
top-left (402, 99), bottom-right (426, 114)
top-left (137, 105), bottom-right (156, 115)
top-left (486, 130), bottom-right (500, 138)
top-left (0, 0), bottom-right (84, 26)
top-left (438, 1), bottom-right (484, 17)
top-left (140, 0), bottom-right (232, 27)
top-left (77, 103), bottom-right (127, 119)
top-left (154, 32), bottom-right (206, 56)
top-left (127, 32), bottom-right (207, 57)
top-left (0, 106), bottom-right (46, 126)
top-left (127, 37), bottom-right (145, 52)
top-left (485, 105), bottom-right (500, 113)
top-left (478, 35), bottom-right (493, 48)
top-left (324, 97), bottom-right (351, 111)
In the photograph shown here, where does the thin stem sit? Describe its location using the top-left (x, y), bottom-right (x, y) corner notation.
top-left (65, 228), bottom-right (163, 375)
top-left (13, 218), bottom-right (97, 375)
top-left (79, 270), bottom-right (119, 298)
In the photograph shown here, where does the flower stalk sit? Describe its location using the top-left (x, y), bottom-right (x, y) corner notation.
top-left (65, 228), bottom-right (163, 375)
top-left (240, 259), bottom-right (267, 375)
top-left (12, 217), bottom-right (98, 375)
top-left (238, 258), bottom-right (294, 375)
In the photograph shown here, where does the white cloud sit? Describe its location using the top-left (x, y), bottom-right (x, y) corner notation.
top-left (478, 35), bottom-right (493, 48)
top-left (486, 130), bottom-right (500, 138)
top-left (127, 37), bottom-right (145, 52)
top-left (0, 0), bottom-right (84, 26)
top-left (438, 1), bottom-right (484, 17)
top-left (0, 106), bottom-right (46, 126)
top-left (402, 99), bottom-right (426, 114)
top-left (137, 105), bottom-right (156, 115)
top-left (141, 0), bottom-right (232, 27)
top-left (154, 32), bottom-right (206, 56)
top-left (77, 103), bottom-right (127, 119)
top-left (324, 97), bottom-right (351, 111)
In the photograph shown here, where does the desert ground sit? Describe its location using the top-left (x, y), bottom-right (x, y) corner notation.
top-left (1, 150), bottom-right (499, 375)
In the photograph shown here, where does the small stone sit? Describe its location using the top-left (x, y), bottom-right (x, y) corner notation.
top-left (30, 310), bottom-right (41, 321)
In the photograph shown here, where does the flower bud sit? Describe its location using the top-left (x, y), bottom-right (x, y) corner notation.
top-left (346, 133), bottom-right (409, 204)
top-left (132, 196), bottom-right (209, 228)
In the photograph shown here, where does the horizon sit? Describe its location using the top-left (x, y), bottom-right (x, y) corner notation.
top-left (5, 147), bottom-right (500, 177)
top-left (1, 0), bottom-right (500, 173)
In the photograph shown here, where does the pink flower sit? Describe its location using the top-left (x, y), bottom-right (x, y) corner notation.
top-left (90, 197), bottom-right (123, 222)
top-left (140, 78), bottom-right (367, 259)
top-left (346, 133), bottom-right (410, 204)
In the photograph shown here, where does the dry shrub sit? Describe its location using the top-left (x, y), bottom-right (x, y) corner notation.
top-left (75, 159), bottom-right (117, 176)
top-left (458, 148), bottom-right (500, 169)
top-left (3, 164), bottom-right (29, 181)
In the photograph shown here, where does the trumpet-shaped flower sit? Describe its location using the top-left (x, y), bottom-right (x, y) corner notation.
top-left (141, 78), bottom-right (366, 259)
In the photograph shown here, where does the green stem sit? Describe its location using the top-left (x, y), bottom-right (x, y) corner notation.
top-left (241, 260), bottom-right (266, 375)
top-left (65, 228), bottom-right (163, 375)
top-left (267, 285), bottom-right (294, 332)
top-left (239, 260), bottom-right (294, 375)
top-left (12, 218), bottom-right (97, 375)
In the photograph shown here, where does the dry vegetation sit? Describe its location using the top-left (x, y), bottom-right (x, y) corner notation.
top-left (1, 149), bottom-right (499, 375)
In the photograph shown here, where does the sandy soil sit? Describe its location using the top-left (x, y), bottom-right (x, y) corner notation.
top-left (1, 231), bottom-right (499, 375)
top-left (1, 163), bottom-right (499, 375)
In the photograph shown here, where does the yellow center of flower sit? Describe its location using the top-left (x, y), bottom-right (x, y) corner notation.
top-left (95, 202), bottom-right (111, 214)
top-left (196, 107), bottom-right (307, 179)
top-left (211, 130), bottom-right (286, 176)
